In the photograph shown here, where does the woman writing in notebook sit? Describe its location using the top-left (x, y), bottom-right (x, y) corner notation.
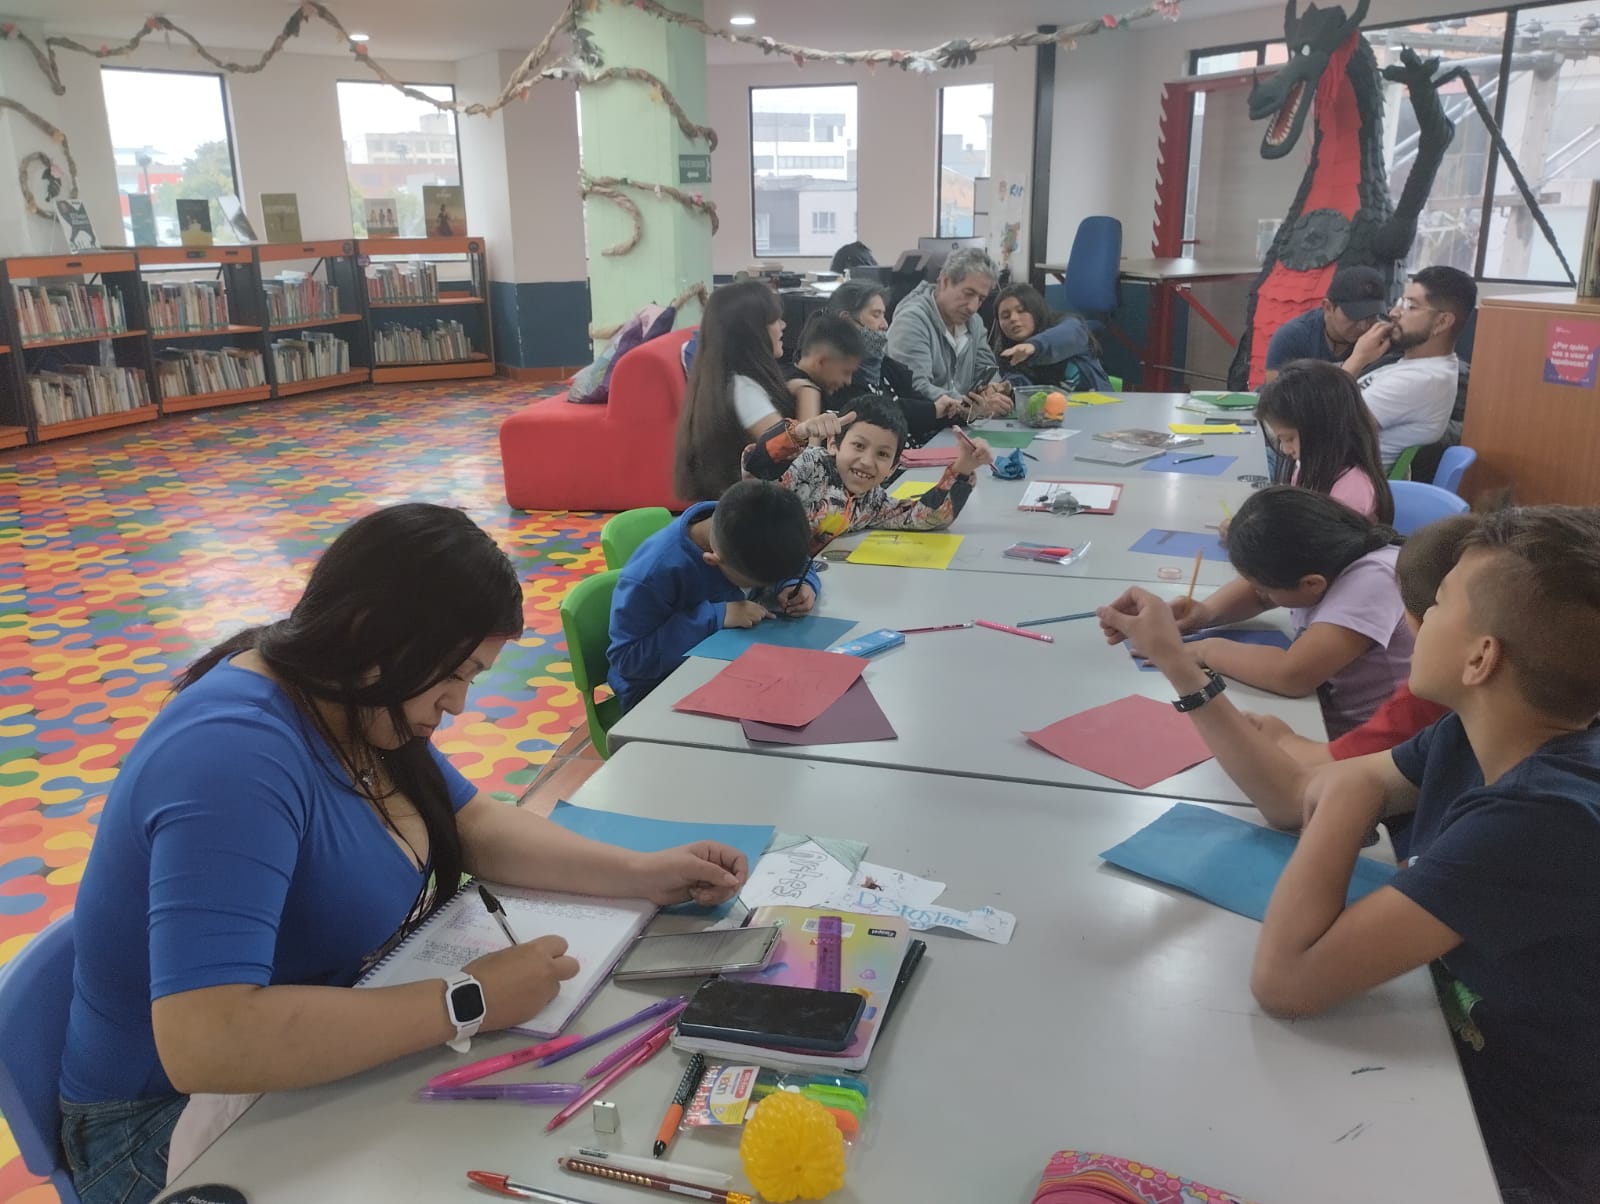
top-left (59, 504), bottom-right (748, 1204)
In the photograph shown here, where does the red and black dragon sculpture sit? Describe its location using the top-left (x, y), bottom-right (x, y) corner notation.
top-left (1228, 0), bottom-right (1454, 389)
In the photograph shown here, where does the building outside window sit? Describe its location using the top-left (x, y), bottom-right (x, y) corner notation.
top-left (937, 83), bottom-right (993, 238)
top-left (751, 85), bottom-right (858, 257)
top-left (337, 81), bottom-right (462, 238)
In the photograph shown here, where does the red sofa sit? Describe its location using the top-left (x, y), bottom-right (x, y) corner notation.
top-left (500, 327), bottom-right (694, 512)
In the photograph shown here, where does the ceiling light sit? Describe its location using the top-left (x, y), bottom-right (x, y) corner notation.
top-left (348, 32), bottom-right (371, 42)
top-left (729, 14), bottom-right (756, 25)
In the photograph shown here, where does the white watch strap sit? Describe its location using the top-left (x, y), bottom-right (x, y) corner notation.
top-left (443, 971), bottom-right (484, 1054)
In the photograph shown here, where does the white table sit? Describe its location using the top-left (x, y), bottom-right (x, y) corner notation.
top-left (170, 745), bottom-right (1497, 1204)
top-left (609, 568), bottom-right (1327, 806)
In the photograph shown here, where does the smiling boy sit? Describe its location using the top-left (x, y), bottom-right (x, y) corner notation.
top-left (741, 396), bottom-right (993, 555)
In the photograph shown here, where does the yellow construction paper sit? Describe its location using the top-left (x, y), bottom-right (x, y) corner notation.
top-left (1068, 392), bottom-right (1121, 406)
top-left (845, 531), bottom-right (963, 570)
top-left (888, 479), bottom-right (937, 499)
top-left (1170, 423), bottom-right (1243, 435)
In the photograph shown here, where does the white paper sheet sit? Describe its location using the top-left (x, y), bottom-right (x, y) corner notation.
top-left (816, 885), bottom-right (1017, 944)
top-left (1031, 428), bottom-right (1078, 440)
top-left (738, 838), bottom-right (857, 910)
top-left (1018, 480), bottom-right (1121, 511)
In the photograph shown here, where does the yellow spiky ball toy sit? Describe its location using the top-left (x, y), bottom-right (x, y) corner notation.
top-left (739, 1089), bottom-right (847, 1201)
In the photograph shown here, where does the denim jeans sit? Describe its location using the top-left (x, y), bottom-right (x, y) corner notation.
top-left (59, 1094), bottom-right (187, 1204)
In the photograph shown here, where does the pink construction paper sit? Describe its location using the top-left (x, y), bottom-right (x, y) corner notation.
top-left (1023, 694), bottom-right (1214, 788)
top-left (740, 678), bottom-right (896, 745)
top-left (899, 446), bottom-right (960, 467)
top-left (673, 644), bottom-right (866, 728)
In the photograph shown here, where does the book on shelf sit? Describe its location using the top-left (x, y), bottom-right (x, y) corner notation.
top-left (28, 364), bottom-right (150, 425)
top-left (365, 197), bottom-right (399, 239)
top-left (219, 196), bottom-right (259, 243)
top-left (366, 260), bottom-right (439, 303)
top-left (154, 346), bottom-right (267, 397)
top-left (56, 200), bottom-right (98, 252)
top-left (146, 280), bottom-right (230, 333)
top-left (127, 193), bottom-right (158, 246)
top-left (373, 318), bottom-right (473, 364)
top-left (259, 193), bottom-right (303, 244)
top-left (272, 330), bottom-right (351, 382)
top-left (176, 199), bottom-right (214, 247)
top-left (423, 185), bottom-right (466, 237)
top-left (262, 272), bottom-right (340, 324)
top-left (1578, 180), bottom-right (1600, 298)
top-left (14, 280), bottom-right (129, 342)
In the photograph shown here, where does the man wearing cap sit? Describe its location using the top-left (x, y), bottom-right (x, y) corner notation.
top-left (1262, 266), bottom-right (1389, 384)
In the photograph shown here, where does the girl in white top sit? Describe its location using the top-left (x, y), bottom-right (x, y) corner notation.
top-left (674, 281), bottom-right (819, 501)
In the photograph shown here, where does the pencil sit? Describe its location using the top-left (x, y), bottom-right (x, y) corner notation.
top-left (1219, 498), bottom-right (1233, 520)
top-left (1184, 548), bottom-right (1203, 605)
top-left (1015, 611), bottom-right (1097, 628)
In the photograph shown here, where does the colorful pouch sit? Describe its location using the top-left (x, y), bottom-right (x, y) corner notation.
top-left (1033, 1150), bottom-right (1254, 1203)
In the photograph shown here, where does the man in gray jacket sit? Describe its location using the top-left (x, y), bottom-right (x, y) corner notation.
top-left (887, 248), bottom-right (1012, 421)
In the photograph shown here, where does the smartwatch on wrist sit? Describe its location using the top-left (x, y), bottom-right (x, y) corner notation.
top-left (443, 971), bottom-right (486, 1053)
top-left (1172, 667), bottom-right (1227, 713)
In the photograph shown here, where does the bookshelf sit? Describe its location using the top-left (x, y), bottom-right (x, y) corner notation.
top-left (257, 240), bottom-right (373, 397)
top-left (357, 237), bottom-right (495, 384)
top-left (138, 246), bottom-right (273, 415)
top-left (2, 251), bottom-right (158, 444)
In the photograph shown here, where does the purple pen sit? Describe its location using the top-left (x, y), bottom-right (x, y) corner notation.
top-left (417, 1081), bottom-right (582, 1103)
top-left (537, 994), bottom-right (690, 1067)
top-left (583, 1002), bottom-right (689, 1079)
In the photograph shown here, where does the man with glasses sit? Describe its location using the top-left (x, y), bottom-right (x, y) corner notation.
top-left (1342, 265), bottom-right (1476, 470)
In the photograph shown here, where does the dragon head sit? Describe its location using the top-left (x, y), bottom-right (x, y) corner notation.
top-left (1248, 0), bottom-right (1368, 159)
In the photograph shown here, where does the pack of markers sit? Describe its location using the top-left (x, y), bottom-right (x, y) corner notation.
top-left (683, 1062), bottom-right (872, 1145)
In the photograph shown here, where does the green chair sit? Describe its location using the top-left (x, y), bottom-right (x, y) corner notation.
top-left (601, 507), bottom-right (672, 570)
top-left (1388, 446), bottom-right (1421, 481)
top-left (1106, 374), bottom-right (1124, 391)
top-left (558, 569), bottom-right (623, 758)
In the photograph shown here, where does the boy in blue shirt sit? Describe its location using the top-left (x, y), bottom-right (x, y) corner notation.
top-left (607, 480), bottom-right (819, 713)
top-left (1240, 506), bottom-right (1600, 1202)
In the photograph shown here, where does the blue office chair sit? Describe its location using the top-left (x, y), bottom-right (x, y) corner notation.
top-left (1432, 445), bottom-right (1477, 496)
top-left (1390, 480), bottom-right (1470, 536)
top-left (1060, 216), bottom-right (1122, 329)
top-left (0, 913), bottom-right (82, 1203)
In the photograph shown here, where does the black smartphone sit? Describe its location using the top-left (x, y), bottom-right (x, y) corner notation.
top-left (678, 978), bottom-right (866, 1052)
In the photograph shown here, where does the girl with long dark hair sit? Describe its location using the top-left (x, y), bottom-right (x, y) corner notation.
top-left (674, 280), bottom-right (810, 501)
top-left (59, 504), bottom-right (747, 1204)
top-left (1256, 359), bottom-right (1394, 524)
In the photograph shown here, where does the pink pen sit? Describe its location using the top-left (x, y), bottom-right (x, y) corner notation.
top-left (975, 618), bottom-right (1055, 644)
top-left (583, 1002), bottom-right (687, 1079)
top-left (426, 1033), bottom-right (583, 1090)
top-left (546, 1028), bottom-right (673, 1132)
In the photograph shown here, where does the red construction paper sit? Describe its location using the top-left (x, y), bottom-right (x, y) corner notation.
top-left (741, 678), bottom-right (896, 745)
top-left (1023, 694), bottom-right (1214, 789)
top-left (899, 446), bottom-right (960, 467)
top-left (673, 644), bottom-right (866, 728)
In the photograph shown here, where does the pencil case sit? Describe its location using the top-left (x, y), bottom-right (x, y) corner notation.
top-left (829, 628), bottom-right (904, 657)
top-left (1032, 1150), bottom-right (1253, 1203)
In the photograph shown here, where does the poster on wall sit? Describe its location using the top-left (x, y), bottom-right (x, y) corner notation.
top-left (127, 193), bottom-right (157, 246)
top-left (365, 197), bottom-right (399, 238)
top-left (422, 185), bottom-right (466, 238)
top-left (1543, 318), bottom-right (1600, 389)
top-left (56, 200), bottom-right (98, 252)
top-left (175, 199), bottom-right (214, 247)
top-left (260, 193), bottom-right (303, 244)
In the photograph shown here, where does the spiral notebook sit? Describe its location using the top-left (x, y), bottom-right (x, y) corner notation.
top-left (357, 882), bottom-right (656, 1037)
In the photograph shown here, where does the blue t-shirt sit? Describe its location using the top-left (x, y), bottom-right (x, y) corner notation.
top-left (1264, 307), bottom-right (1336, 371)
top-left (60, 659), bottom-right (477, 1103)
top-left (1389, 716), bottom-right (1600, 1197)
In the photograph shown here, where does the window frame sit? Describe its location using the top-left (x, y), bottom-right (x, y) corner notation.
top-left (335, 79), bottom-right (465, 240)
top-left (99, 65), bottom-right (243, 243)
top-left (1187, 0), bottom-right (1595, 286)
top-left (748, 81), bottom-right (859, 258)
top-left (936, 80), bottom-right (994, 239)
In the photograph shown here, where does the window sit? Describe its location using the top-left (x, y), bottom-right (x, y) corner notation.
top-left (751, 85), bottom-right (857, 257)
top-left (937, 83), bottom-right (992, 238)
top-left (336, 81), bottom-right (462, 238)
top-left (1189, 0), bottom-right (1600, 284)
top-left (100, 68), bottom-right (241, 246)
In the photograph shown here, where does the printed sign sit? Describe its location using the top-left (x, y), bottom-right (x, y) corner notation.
top-left (1543, 318), bottom-right (1600, 388)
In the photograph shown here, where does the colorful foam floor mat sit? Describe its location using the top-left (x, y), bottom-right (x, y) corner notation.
top-left (0, 380), bottom-right (601, 1200)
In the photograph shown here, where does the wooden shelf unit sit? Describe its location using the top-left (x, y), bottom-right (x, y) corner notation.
top-left (160, 384), bottom-right (275, 414)
top-left (358, 237), bottom-right (494, 384)
top-left (256, 241), bottom-right (373, 399)
top-left (35, 405), bottom-right (160, 441)
top-left (138, 245), bottom-right (273, 416)
top-left (274, 368), bottom-right (371, 398)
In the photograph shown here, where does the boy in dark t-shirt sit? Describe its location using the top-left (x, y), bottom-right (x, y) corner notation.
top-left (1248, 505), bottom-right (1600, 1203)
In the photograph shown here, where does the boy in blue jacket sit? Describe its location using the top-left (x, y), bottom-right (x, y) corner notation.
top-left (607, 480), bottom-right (820, 713)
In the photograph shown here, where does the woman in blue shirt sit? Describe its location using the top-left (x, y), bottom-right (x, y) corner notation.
top-left (59, 503), bottom-right (748, 1204)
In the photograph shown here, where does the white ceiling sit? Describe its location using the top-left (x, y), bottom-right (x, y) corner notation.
top-left (14, 0), bottom-right (1248, 65)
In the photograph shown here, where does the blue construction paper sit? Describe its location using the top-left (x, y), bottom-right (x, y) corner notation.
top-left (548, 801), bottom-right (776, 917)
top-left (1129, 529), bottom-right (1230, 562)
top-left (1141, 453), bottom-right (1238, 477)
top-left (1131, 627), bottom-right (1293, 670)
top-left (1100, 803), bottom-right (1396, 922)
top-left (688, 615), bottom-right (859, 660)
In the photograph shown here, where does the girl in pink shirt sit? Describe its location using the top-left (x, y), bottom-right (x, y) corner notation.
top-left (1257, 359), bottom-right (1393, 524)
